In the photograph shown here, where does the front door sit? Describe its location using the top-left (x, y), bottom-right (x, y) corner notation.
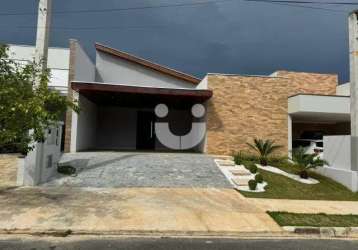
top-left (136, 111), bottom-right (155, 150)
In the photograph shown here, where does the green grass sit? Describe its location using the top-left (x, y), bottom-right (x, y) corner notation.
top-left (268, 212), bottom-right (358, 227)
top-left (239, 168), bottom-right (358, 201)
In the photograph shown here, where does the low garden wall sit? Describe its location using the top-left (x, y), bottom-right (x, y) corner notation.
top-left (318, 136), bottom-right (358, 192)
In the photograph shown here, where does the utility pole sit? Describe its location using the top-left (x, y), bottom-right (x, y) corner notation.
top-left (34, 0), bottom-right (52, 74)
top-left (349, 10), bottom-right (358, 172)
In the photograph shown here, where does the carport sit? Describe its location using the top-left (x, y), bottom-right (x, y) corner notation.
top-left (70, 82), bottom-right (212, 153)
top-left (288, 94), bottom-right (350, 152)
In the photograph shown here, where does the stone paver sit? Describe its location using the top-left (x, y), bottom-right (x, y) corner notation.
top-left (250, 198), bottom-right (358, 215)
top-left (0, 154), bottom-right (19, 186)
top-left (44, 152), bottom-right (232, 188)
top-left (0, 186), bottom-right (281, 235)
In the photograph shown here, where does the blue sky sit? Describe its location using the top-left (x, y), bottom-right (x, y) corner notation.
top-left (0, 0), bottom-right (355, 83)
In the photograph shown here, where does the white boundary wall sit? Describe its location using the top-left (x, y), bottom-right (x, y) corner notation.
top-left (317, 135), bottom-right (358, 192)
top-left (17, 122), bottom-right (63, 186)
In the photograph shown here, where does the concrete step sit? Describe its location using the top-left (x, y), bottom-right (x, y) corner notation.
top-left (230, 169), bottom-right (251, 176)
top-left (215, 159), bottom-right (235, 167)
top-left (211, 155), bottom-right (234, 161)
top-left (232, 177), bottom-right (252, 186)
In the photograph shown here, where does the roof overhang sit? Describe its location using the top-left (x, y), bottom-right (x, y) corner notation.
top-left (71, 81), bottom-right (212, 105)
top-left (288, 94), bottom-right (350, 123)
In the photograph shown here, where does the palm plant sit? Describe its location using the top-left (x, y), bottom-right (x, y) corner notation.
top-left (291, 147), bottom-right (328, 179)
top-left (246, 139), bottom-right (282, 166)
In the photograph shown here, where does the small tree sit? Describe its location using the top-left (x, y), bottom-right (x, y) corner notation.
top-left (0, 44), bottom-right (78, 154)
top-left (291, 147), bottom-right (328, 179)
top-left (246, 138), bottom-right (282, 166)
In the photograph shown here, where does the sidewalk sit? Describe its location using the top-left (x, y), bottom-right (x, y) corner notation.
top-left (0, 154), bottom-right (18, 186)
top-left (0, 186), bottom-right (282, 236)
top-left (249, 198), bottom-right (358, 215)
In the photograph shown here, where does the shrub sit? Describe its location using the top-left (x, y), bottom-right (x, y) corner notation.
top-left (291, 147), bottom-right (328, 179)
top-left (248, 180), bottom-right (257, 190)
top-left (299, 170), bottom-right (309, 179)
top-left (255, 173), bottom-right (264, 183)
top-left (234, 151), bottom-right (259, 165)
top-left (57, 165), bottom-right (76, 175)
top-left (267, 156), bottom-right (288, 165)
top-left (248, 163), bottom-right (258, 174)
top-left (0, 45), bottom-right (79, 154)
top-left (246, 138), bottom-right (282, 166)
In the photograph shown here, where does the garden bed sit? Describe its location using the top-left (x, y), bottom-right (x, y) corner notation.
top-left (240, 168), bottom-right (358, 201)
top-left (256, 164), bottom-right (319, 184)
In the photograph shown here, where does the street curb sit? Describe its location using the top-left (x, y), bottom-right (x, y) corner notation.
top-left (1, 228), bottom-right (358, 239)
top-left (283, 226), bottom-right (358, 238)
top-left (0, 229), bottom-right (295, 238)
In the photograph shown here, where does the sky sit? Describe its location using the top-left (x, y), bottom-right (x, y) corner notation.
top-left (0, 0), bottom-right (355, 83)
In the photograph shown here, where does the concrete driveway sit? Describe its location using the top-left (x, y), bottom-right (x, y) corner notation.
top-left (44, 152), bottom-right (232, 188)
top-left (0, 186), bottom-right (281, 235)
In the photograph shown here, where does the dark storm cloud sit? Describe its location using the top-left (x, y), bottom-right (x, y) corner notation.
top-left (0, 0), bottom-right (353, 82)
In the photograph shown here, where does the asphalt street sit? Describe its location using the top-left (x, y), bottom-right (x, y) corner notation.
top-left (0, 236), bottom-right (357, 250)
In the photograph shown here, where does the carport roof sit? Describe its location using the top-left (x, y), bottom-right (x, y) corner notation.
top-left (71, 81), bottom-right (213, 102)
top-left (288, 94), bottom-right (350, 122)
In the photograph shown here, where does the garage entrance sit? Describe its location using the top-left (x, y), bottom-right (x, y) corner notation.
top-left (70, 82), bottom-right (212, 153)
top-left (288, 94), bottom-right (350, 154)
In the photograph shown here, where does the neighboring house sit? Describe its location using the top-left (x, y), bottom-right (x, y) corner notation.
top-left (7, 44), bottom-right (70, 95)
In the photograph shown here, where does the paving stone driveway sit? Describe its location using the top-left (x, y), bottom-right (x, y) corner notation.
top-left (44, 152), bottom-right (232, 188)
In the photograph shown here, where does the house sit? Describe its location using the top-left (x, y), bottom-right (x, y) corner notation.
top-left (7, 41), bottom-right (350, 156)
top-left (62, 40), bottom-right (350, 156)
top-left (7, 40), bottom-right (356, 189)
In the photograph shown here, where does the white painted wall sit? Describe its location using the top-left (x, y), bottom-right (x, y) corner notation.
top-left (7, 44), bottom-right (69, 95)
top-left (18, 123), bottom-right (63, 186)
top-left (336, 82), bottom-right (350, 96)
top-left (323, 136), bottom-right (351, 171)
top-left (288, 94), bottom-right (350, 115)
top-left (95, 51), bottom-right (196, 89)
top-left (316, 135), bottom-right (358, 192)
top-left (75, 95), bottom-right (98, 151)
top-left (73, 42), bottom-right (95, 82)
top-left (197, 75), bottom-right (208, 89)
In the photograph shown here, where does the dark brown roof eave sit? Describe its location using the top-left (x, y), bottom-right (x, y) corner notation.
top-left (71, 81), bottom-right (212, 100)
top-left (95, 43), bottom-right (201, 85)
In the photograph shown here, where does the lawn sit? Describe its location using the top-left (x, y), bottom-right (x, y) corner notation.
top-left (268, 211), bottom-right (358, 227)
top-left (239, 166), bottom-right (358, 201)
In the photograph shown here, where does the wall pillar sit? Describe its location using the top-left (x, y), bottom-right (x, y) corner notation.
top-left (70, 91), bottom-right (79, 152)
top-left (288, 114), bottom-right (292, 157)
top-left (64, 39), bottom-right (78, 152)
top-left (349, 11), bottom-right (358, 171)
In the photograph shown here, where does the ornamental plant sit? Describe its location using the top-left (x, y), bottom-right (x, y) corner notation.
top-left (255, 173), bottom-right (264, 183)
top-left (291, 147), bottom-right (328, 179)
top-left (0, 45), bottom-right (79, 154)
top-left (246, 138), bottom-right (282, 166)
top-left (248, 163), bottom-right (258, 174)
top-left (248, 180), bottom-right (257, 191)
